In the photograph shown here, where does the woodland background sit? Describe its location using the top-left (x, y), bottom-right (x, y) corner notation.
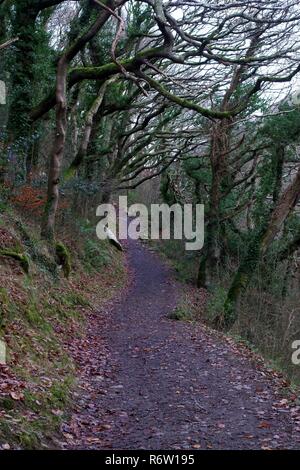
top-left (1, 0), bottom-right (300, 447)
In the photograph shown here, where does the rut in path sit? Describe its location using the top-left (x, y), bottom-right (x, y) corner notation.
top-left (63, 238), bottom-right (300, 450)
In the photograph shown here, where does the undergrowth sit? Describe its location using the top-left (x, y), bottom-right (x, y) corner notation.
top-left (153, 237), bottom-right (300, 386)
top-left (0, 207), bottom-right (126, 449)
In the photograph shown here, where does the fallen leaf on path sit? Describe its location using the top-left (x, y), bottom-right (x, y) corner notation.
top-left (85, 437), bottom-right (103, 444)
top-left (258, 421), bottom-right (271, 429)
top-left (63, 433), bottom-right (74, 440)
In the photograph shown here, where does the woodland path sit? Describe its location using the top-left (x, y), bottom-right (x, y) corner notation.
top-left (62, 237), bottom-right (300, 450)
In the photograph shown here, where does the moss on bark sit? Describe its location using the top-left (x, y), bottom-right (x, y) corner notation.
top-left (55, 242), bottom-right (71, 279)
top-left (0, 249), bottom-right (30, 274)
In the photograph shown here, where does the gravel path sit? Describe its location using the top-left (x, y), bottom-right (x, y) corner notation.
top-left (62, 238), bottom-right (300, 450)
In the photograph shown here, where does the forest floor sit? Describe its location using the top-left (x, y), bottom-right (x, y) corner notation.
top-left (60, 236), bottom-right (300, 450)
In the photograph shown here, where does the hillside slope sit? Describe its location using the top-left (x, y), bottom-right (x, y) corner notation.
top-left (0, 208), bottom-right (126, 449)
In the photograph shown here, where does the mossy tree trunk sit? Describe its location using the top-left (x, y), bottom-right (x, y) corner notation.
top-left (64, 78), bottom-right (116, 181)
top-left (41, 56), bottom-right (68, 242)
top-left (1, 1), bottom-right (40, 184)
top-left (41, 4), bottom-right (120, 241)
top-left (100, 183), bottom-right (113, 204)
top-left (198, 119), bottom-right (231, 287)
top-left (7, 2), bottom-right (39, 142)
top-left (222, 165), bottom-right (300, 330)
top-left (272, 144), bottom-right (285, 203)
top-left (222, 225), bottom-right (266, 330)
top-left (197, 38), bottom-right (261, 288)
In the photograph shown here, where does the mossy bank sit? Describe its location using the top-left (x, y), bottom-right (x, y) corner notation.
top-left (0, 209), bottom-right (126, 449)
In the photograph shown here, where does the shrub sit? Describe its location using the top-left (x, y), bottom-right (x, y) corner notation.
top-left (83, 239), bottom-right (112, 272)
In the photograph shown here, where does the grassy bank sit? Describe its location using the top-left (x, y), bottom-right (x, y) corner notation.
top-left (0, 207), bottom-right (126, 449)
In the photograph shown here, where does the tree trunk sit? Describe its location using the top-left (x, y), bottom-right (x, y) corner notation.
top-left (100, 183), bottom-right (113, 204)
top-left (64, 78), bottom-right (115, 181)
top-left (0, 38), bottom-right (18, 51)
top-left (272, 144), bottom-right (285, 203)
top-left (222, 165), bottom-right (300, 330)
top-left (41, 4), bottom-right (123, 240)
top-left (7, 3), bottom-right (38, 141)
top-left (41, 58), bottom-right (67, 241)
top-left (198, 119), bottom-right (231, 287)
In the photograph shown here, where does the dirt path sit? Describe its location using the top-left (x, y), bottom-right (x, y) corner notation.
top-left (62, 238), bottom-right (300, 450)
